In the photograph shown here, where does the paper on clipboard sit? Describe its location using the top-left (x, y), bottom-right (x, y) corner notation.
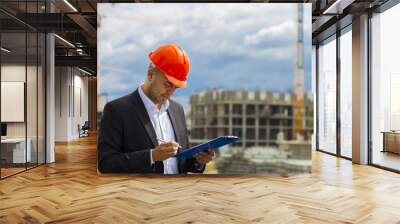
top-left (174, 136), bottom-right (240, 159)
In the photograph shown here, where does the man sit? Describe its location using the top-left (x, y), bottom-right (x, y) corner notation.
top-left (98, 43), bottom-right (215, 174)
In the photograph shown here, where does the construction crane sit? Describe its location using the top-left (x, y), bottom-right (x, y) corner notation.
top-left (292, 4), bottom-right (306, 140)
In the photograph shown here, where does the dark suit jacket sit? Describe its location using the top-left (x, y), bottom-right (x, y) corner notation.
top-left (97, 89), bottom-right (204, 174)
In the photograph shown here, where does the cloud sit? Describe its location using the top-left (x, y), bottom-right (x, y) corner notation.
top-left (98, 3), bottom-right (312, 106)
top-left (244, 21), bottom-right (295, 46)
top-left (101, 65), bottom-right (130, 75)
top-left (99, 67), bottom-right (143, 95)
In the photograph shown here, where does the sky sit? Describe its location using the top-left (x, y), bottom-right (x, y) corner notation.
top-left (98, 3), bottom-right (312, 112)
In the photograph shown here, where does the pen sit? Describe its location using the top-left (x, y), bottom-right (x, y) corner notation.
top-left (157, 138), bottom-right (182, 149)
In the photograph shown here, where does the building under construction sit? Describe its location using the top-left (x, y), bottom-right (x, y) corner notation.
top-left (188, 89), bottom-right (313, 148)
top-left (189, 5), bottom-right (310, 150)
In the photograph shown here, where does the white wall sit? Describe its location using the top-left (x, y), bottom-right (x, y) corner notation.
top-left (1, 63), bottom-right (46, 164)
top-left (1, 65), bottom-right (26, 141)
top-left (55, 66), bottom-right (69, 141)
top-left (1, 65), bottom-right (37, 138)
top-left (55, 67), bottom-right (89, 141)
top-left (1, 67), bottom-right (25, 124)
top-left (72, 71), bottom-right (89, 138)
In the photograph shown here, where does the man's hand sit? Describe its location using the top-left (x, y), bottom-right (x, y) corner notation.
top-left (194, 149), bottom-right (215, 165)
top-left (152, 141), bottom-right (179, 161)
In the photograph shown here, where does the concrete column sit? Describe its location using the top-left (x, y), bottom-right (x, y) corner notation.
top-left (54, 67), bottom-right (72, 141)
top-left (45, 0), bottom-right (56, 163)
top-left (46, 33), bottom-right (55, 163)
top-left (88, 77), bottom-right (97, 132)
top-left (228, 103), bottom-right (232, 136)
top-left (352, 14), bottom-right (369, 164)
top-left (255, 104), bottom-right (260, 146)
top-left (312, 45), bottom-right (317, 151)
top-left (242, 103), bottom-right (246, 147)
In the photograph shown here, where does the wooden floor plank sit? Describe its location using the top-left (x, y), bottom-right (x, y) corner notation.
top-left (0, 134), bottom-right (400, 223)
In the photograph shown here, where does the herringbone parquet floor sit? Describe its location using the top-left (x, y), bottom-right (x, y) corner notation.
top-left (1, 134), bottom-right (400, 223)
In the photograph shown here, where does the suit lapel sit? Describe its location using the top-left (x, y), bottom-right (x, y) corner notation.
top-left (130, 90), bottom-right (158, 147)
top-left (167, 104), bottom-right (185, 174)
top-left (167, 104), bottom-right (182, 151)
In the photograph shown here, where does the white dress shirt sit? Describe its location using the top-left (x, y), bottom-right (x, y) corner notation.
top-left (138, 86), bottom-right (179, 174)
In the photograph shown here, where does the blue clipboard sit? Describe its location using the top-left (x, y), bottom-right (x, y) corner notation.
top-left (174, 136), bottom-right (240, 159)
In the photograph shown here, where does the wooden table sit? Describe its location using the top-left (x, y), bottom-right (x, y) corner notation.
top-left (381, 131), bottom-right (400, 154)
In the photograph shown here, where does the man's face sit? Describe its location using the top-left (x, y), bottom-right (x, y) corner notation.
top-left (148, 67), bottom-right (178, 105)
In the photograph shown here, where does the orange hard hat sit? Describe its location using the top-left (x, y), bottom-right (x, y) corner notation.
top-left (148, 43), bottom-right (190, 88)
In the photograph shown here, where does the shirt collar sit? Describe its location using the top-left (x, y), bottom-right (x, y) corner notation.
top-left (138, 85), bottom-right (169, 114)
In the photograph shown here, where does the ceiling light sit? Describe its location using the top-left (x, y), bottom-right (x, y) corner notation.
top-left (76, 48), bottom-right (84, 55)
top-left (78, 67), bottom-right (93, 76)
top-left (1, 47), bottom-right (11, 53)
top-left (54, 34), bottom-right (75, 48)
top-left (322, 0), bottom-right (354, 15)
top-left (63, 0), bottom-right (78, 12)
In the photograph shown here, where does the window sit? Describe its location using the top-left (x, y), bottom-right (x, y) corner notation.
top-left (246, 105), bottom-right (255, 115)
top-left (0, 2), bottom-right (46, 179)
top-left (258, 105), bottom-right (265, 114)
top-left (232, 104), bottom-right (242, 115)
top-left (224, 104), bottom-right (230, 114)
top-left (232, 128), bottom-right (242, 138)
top-left (259, 118), bottom-right (267, 126)
top-left (270, 120), bottom-right (279, 126)
top-left (259, 128), bottom-right (267, 139)
top-left (246, 118), bottom-right (255, 126)
top-left (339, 27), bottom-right (352, 158)
top-left (317, 35), bottom-right (337, 154)
top-left (371, 4), bottom-right (400, 171)
top-left (232, 118), bottom-right (242, 126)
top-left (246, 128), bottom-right (255, 140)
top-left (223, 118), bottom-right (229, 125)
